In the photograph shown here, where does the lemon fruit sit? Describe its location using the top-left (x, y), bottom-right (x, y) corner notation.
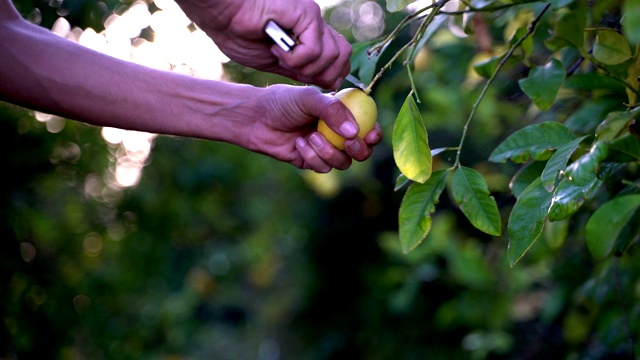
top-left (317, 88), bottom-right (377, 150)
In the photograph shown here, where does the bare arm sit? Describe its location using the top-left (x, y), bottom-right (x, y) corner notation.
top-left (0, 1), bottom-right (381, 172)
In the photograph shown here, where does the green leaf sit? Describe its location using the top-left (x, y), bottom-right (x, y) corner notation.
top-left (452, 167), bottom-right (501, 236)
top-left (541, 136), bottom-right (586, 192)
top-left (489, 122), bottom-right (575, 164)
top-left (398, 170), bottom-right (449, 253)
top-left (518, 58), bottom-right (566, 111)
top-left (351, 41), bottom-right (380, 85)
top-left (595, 109), bottom-right (640, 142)
top-left (544, 218), bottom-right (569, 250)
top-left (446, 241), bottom-right (494, 289)
top-left (545, 36), bottom-right (572, 52)
top-left (613, 211), bottom-right (640, 256)
top-left (507, 178), bottom-right (554, 267)
top-left (393, 94), bottom-right (432, 183)
top-left (586, 195), bottom-right (640, 260)
top-left (554, 9), bottom-right (587, 49)
top-left (548, 176), bottom-right (602, 221)
top-left (510, 161), bottom-right (547, 198)
top-left (607, 133), bottom-right (640, 162)
top-left (563, 74), bottom-right (626, 92)
top-left (620, 179), bottom-right (640, 197)
top-left (593, 31), bottom-right (632, 65)
top-left (510, 27), bottom-right (534, 61)
top-left (396, 147), bottom-right (454, 191)
top-left (473, 54), bottom-right (504, 79)
top-left (386, 0), bottom-right (415, 12)
top-left (564, 97), bottom-right (625, 134)
top-left (626, 56), bottom-right (640, 105)
top-left (623, 0), bottom-right (640, 44)
top-left (547, 142), bottom-right (608, 221)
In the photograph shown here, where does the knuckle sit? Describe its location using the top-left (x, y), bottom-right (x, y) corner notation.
top-left (300, 85), bottom-right (322, 100)
top-left (305, 1), bottom-right (322, 17)
top-left (343, 44), bottom-right (353, 58)
top-left (324, 46), bottom-right (340, 63)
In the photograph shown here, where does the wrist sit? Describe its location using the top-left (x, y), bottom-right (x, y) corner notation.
top-left (174, 78), bottom-right (265, 147)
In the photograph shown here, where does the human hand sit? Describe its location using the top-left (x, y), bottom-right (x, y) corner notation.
top-left (241, 85), bottom-right (382, 173)
top-left (174, 0), bottom-right (351, 90)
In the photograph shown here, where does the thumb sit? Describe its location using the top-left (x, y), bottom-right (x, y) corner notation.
top-left (301, 89), bottom-right (359, 139)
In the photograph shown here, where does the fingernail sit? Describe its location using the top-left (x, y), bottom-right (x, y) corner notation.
top-left (310, 133), bottom-right (323, 147)
top-left (295, 137), bottom-right (306, 149)
top-left (339, 122), bottom-right (358, 138)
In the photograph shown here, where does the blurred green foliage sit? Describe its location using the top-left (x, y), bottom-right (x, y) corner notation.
top-left (2, 0), bottom-right (640, 359)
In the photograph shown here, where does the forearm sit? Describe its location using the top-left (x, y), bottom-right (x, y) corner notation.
top-left (0, 15), bottom-right (258, 145)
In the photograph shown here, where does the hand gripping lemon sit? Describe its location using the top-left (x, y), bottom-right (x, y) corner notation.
top-left (317, 88), bottom-right (377, 150)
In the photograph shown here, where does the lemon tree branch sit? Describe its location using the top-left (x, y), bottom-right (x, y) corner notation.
top-left (365, 0), bottom-right (449, 95)
top-left (453, 3), bottom-right (551, 168)
top-left (367, 0), bottom-right (446, 58)
top-left (439, 0), bottom-right (542, 15)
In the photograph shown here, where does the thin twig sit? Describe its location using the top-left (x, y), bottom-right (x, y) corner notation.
top-left (368, 0), bottom-right (445, 57)
top-left (364, 40), bottom-right (411, 95)
top-left (439, 0), bottom-right (542, 15)
top-left (453, 3), bottom-right (551, 168)
top-left (621, 179), bottom-right (640, 188)
top-left (407, 64), bottom-right (420, 103)
top-left (403, 1), bottom-right (448, 66)
top-left (365, 0), bottom-right (448, 94)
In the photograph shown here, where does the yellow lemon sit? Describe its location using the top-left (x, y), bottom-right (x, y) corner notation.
top-left (317, 88), bottom-right (377, 150)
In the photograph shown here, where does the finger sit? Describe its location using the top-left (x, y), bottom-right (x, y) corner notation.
top-left (271, 4), bottom-right (324, 70)
top-left (285, 27), bottom-right (351, 90)
top-left (268, 45), bottom-right (304, 78)
top-left (344, 137), bottom-right (372, 162)
top-left (320, 98), bottom-right (359, 140)
top-left (309, 28), bottom-right (352, 90)
top-left (300, 35), bottom-right (342, 84)
top-left (295, 136), bottom-right (332, 173)
top-left (364, 123), bottom-right (383, 145)
top-left (270, 44), bottom-right (321, 85)
top-left (296, 87), bottom-right (359, 139)
top-left (294, 26), bottom-right (340, 80)
top-left (272, 6), bottom-right (350, 89)
top-left (287, 3), bottom-right (325, 66)
top-left (309, 132), bottom-right (352, 170)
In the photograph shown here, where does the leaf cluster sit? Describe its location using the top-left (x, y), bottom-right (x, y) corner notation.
top-left (374, 0), bottom-right (640, 270)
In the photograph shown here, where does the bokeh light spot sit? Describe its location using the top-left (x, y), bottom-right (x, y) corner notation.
top-left (83, 232), bottom-right (104, 256)
top-left (20, 242), bottom-right (36, 262)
